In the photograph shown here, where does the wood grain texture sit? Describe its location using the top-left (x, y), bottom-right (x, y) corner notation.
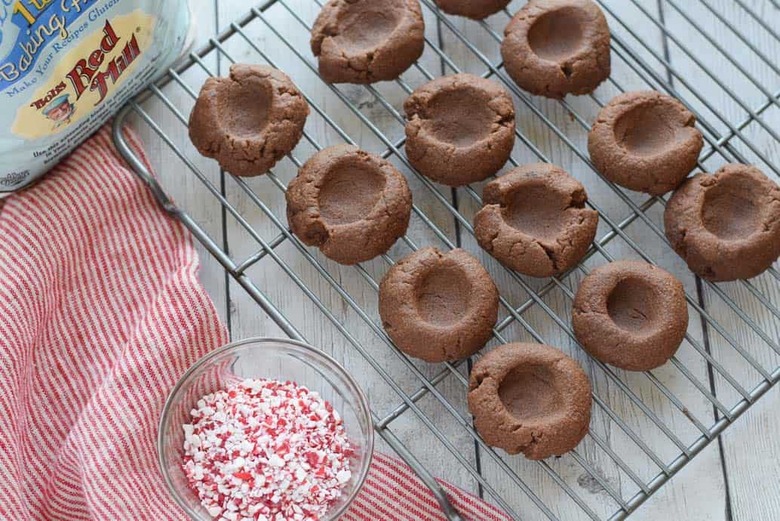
top-left (132, 1), bottom-right (228, 324)
top-left (136, 0), bottom-right (780, 519)
top-left (658, 2), bottom-right (780, 521)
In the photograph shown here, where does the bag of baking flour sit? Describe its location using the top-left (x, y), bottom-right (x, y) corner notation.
top-left (0, 0), bottom-right (192, 193)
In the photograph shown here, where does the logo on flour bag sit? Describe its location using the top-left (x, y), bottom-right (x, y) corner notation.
top-left (8, 7), bottom-right (154, 139)
top-left (28, 19), bottom-right (141, 130)
top-left (0, 0), bottom-right (190, 193)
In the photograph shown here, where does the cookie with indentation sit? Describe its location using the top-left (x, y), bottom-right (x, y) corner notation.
top-left (468, 342), bottom-right (592, 460)
top-left (588, 90), bottom-right (704, 195)
top-left (474, 163), bottom-right (599, 277)
top-left (664, 164), bottom-right (780, 282)
top-left (379, 247), bottom-right (499, 362)
top-left (501, 0), bottom-right (611, 98)
top-left (404, 73), bottom-right (516, 186)
top-left (572, 261), bottom-right (689, 371)
top-left (189, 64), bottom-right (309, 176)
top-left (311, 0), bottom-right (425, 84)
top-left (434, 0), bottom-right (511, 20)
top-left (286, 145), bottom-right (412, 265)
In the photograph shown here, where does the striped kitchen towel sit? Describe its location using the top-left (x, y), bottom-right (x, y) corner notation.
top-left (0, 126), bottom-right (510, 521)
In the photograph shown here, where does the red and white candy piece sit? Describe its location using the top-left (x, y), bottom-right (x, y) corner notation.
top-left (182, 378), bottom-right (353, 521)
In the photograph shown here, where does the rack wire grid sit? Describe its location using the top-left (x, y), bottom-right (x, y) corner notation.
top-left (113, 0), bottom-right (780, 519)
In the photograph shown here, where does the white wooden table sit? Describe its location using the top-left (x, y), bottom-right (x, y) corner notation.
top-left (127, 1), bottom-right (780, 519)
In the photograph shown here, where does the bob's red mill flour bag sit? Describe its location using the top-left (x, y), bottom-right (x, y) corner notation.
top-left (0, 0), bottom-right (192, 193)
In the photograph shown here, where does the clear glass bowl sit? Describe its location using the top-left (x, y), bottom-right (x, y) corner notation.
top-left (158, 338), bottom-right (374, 520)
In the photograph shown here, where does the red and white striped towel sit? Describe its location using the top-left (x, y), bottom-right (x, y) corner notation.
top-left (0, 126), bottom-right (510, 521)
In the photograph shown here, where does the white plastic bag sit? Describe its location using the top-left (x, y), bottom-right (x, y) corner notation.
top-left (0, 0), bottom-right (192, 193)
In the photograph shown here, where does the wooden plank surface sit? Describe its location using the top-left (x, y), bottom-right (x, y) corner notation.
top-left (134, 0), bottom-right (780, 519)
top-left (657, 2), bottom-right (780, 521)
top-left (132, 2), bottom-right (228, 324)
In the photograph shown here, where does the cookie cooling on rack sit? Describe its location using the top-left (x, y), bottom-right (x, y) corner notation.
top-left (311, 0), bottom-right (425, 84)
top-left (404, 73), bottom-right (516, 186)
top-left (501, 0), bottom-right (611, 98)
top-left (468, 343), bottom-right (592, 460)
top-left (434, 0), bottom-right (511, 20)
top-left (664, 164), bottom-right (780, 281)
top-left (572, 261), bottom-right (689, 371)
top-left (286, 145), bottom-right (412, 265)
top-left (189, 64), bottom-right (309, 176)
top-left (379, 247), bottom-right (499, 362)
top-left (588, 90), bottom-right (703, 195)
top-left (474, 163), bottom-right (599, 278)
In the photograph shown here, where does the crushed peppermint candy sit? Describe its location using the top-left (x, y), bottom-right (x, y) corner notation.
top-left (182, 378), bottom-right (353, 521)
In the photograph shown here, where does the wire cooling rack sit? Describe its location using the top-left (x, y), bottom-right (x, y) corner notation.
top-left (113, 0), bottom-right (780, 519)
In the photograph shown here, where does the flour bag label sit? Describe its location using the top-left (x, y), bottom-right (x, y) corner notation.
top-left (0, 0), bottom-right (191, 192)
